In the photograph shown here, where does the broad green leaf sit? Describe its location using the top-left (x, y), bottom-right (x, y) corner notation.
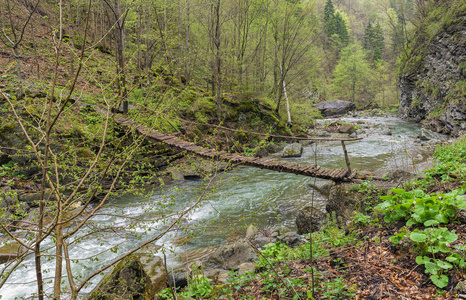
top-left (424, 261), bottom-right (441, 275)
top-left (436, 260), bottom-right (453, 269)
top-left (430, 274), bottom-right (449, 288)
top-left (410, 231), bottom-right (427, 243)
top-left (375, 201), bottom-right (393, 210)
top-left (402, 192), bottom-right (414, 200)
top-left (406, 219), bottom-right (416, 226)
top-left (416, 256), bottom-right (430, 265)
top-left (424, 219), bottom-right (439, 226)
top-left (456, 200), bottom-right (466, 209)
top-left (411, 189), bottom-right (426, 197)
top-left (444, 208), bottom-right (457, 217)
top-left (441, 244), bottom-right (451, 253)
top-left (446, 255), bottom-right (460, 264)
top-left (435, 213), bottom-right (449, 224)
top-left (459, 260), bottom-right (466, 268)
top-left (390, 188), bottom-right (405, 195)
top-left (411, 213), bottom-right (422, 222)
top-left (414, 204), bottom-right (425, 216)
top-left (441, 231), bottom-right (458, 244)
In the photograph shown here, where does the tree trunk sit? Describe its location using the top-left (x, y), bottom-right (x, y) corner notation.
top-left (283, 79), bottom-right (291, 124)
top-left (213, 0), bottom-right (222, 119)
top-left (112, 0), bottom-right (127, 113)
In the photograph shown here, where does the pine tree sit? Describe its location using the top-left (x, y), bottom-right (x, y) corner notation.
top-left (324, 0), bottom-right (336, 36)
top-left (323, 0), bottom-right (349, 47)
top-left (363, 20), bottom-right (373, 50)
top-left (333, 12), bottom-right (349, 46)
top-left (324, 0), bottom-right (335, 23)
top-left (363, 20), bottom-right (384, 61)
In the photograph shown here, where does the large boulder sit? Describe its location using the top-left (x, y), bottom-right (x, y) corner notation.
top-left (338, 124), bottom-right (356, 134)
top-left (419, 128), bottom-right (447, 141)
top-left (295, 206), bottom-right (326, 235)
top-left (208, 238), bottom-right (258, 270)
top-left (87, 255), bottom-right (158, 300)
top-left (135, 245), bottom-right (168, 295)
top-left (281, 143), bottom-right (303, 158)
top-left (314, 100), bottom-right (356, 117)
top-left (0, 239), bottom-right (24, 264)
top-left (326, 183), bottom-right (361, 221)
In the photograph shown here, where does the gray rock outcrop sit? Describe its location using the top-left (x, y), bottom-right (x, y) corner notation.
top-left (338, 124), bottom-right (356, 134)
top-left (398, 16), bottom-right (466, 137)
top-left (314, 100), bottom-right (356, 117)
top-left (419, 128), bottom-right (447, 141)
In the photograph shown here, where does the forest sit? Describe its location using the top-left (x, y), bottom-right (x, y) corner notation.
top-left (1, 0), bottom-right (411, 120)
top-left (1, 0), bottom-right (466, 299)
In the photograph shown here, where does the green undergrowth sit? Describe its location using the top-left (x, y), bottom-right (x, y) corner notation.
top-left (374, 137), bottom-right (466, 288)
top-left (376, 187), bottom-right (466, 288)
top-left (158, 217), bottom-right (357, 300)
top-left (414, 135), bottom-right (466, 189)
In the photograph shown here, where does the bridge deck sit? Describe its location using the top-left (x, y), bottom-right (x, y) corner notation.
top-left (114, 114), bottom-right (378, 182)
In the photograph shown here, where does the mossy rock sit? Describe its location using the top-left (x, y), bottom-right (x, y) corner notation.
top-left (76, 147), bottom-right (95, 159)
top-left (237, 100), bottom-right (260, 113)
top-left (0, 240), bottom-right (24, 264)
top-left (87, 255), bottom-right (153, 300)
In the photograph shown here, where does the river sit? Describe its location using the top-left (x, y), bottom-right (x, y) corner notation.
top-left (0, 116), bottom-right (429, 299)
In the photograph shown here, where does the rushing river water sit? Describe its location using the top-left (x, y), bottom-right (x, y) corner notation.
top-left (1, 117), bottom-right (428, 299)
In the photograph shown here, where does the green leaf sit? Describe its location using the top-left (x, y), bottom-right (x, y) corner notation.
top-left (444, 208), bottom-right (457, 217)
top-left (411, 189), bottom-right (426, 197)
top-left (416, 256), bottom-right (430, 265)
top-left (459, 260), bottom-right (466, 268)
top-left (390, 188), bottom-right (405, 195)
top-left (414, 204), bottom-right (426, 216)
top-left (435, 213), bottom-right (449, 224)
top-left (375, 200), bottom-right (393, 210)
top-left (410, 231), bottom-right (427, 243)
top-left (446, 255), bottom-right (460, 264)
top-left (441, 231), bottom-right (458, 244)
top-left (424, 261), bottom-right (441, 275)
top-left (430, 274), bottom-right (449, 288)
top-left (424, 219), bottom-right (439, 226)
top-left (406, 219), bottom-right (416, 226)
top-left (436, 260), bottom-right (453, 269)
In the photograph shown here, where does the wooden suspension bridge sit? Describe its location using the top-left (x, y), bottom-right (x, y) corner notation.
top-left (113, 114), bottom-right (383, 183)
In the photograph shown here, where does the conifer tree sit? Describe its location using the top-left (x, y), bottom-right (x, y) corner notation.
top-left (332, 11), bottom-right (349, 46)
top-left (323, 0), bottom-right (349, 47)
top-left (364, 20), bottom-right (384, 61)
top-left (324, 0), bottom-right (335, 30)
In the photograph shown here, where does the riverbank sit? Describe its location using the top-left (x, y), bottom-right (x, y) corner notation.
top-left (157, 134), bottom-right (466, 299)
top-left (0, 114), bottom-right (459, 299)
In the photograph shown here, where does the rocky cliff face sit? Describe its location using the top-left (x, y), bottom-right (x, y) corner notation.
top-left (399, 17), bottom-right (466, 137)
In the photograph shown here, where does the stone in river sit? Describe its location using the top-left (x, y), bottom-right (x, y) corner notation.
top-left (314, 100), bottom-right (356, 117)
top-left (281, 143), bottom-right (303, 158)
